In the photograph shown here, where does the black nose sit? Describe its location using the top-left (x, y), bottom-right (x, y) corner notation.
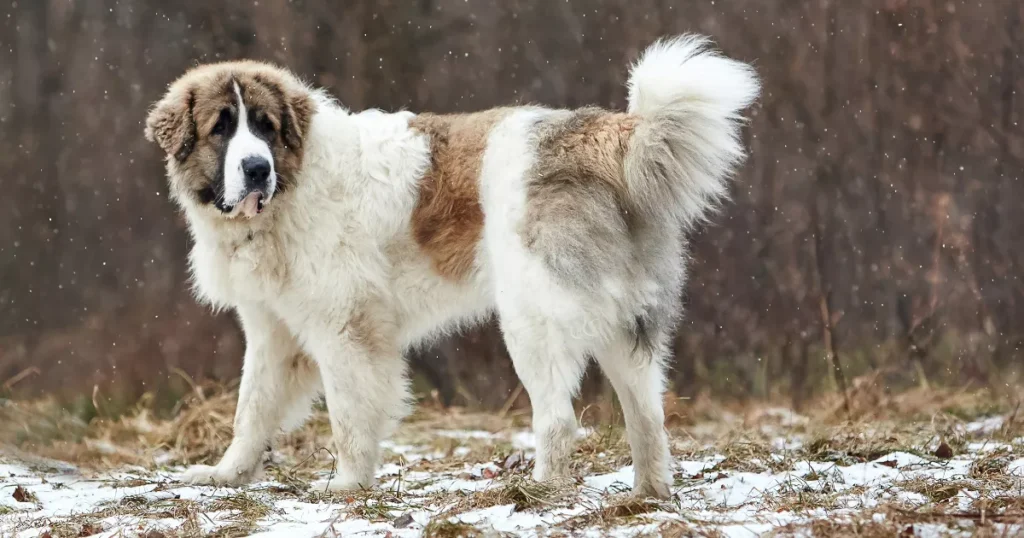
top-left (242, 156), bottom-right (271, 187)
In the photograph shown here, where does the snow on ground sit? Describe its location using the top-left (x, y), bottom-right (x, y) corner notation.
top-left (1, 414), bottom-right (1022, 537)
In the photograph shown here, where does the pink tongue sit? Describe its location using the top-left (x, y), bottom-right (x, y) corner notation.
top-left (238, 192), bottom-right (261, 218)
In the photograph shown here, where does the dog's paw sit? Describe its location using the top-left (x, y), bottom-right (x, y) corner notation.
top-left (309, 475), bottom-right (373, 493)
top-left (631, 478), bottom-right (672, 500)
top-left (180, 464), bottom-right (259, 486)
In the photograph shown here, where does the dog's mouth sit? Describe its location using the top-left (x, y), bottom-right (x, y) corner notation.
top-left (223, 191), bottom-right (268, 219)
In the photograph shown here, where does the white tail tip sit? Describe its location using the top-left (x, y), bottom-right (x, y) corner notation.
top-left (627, 35), bottom-right (760, 117)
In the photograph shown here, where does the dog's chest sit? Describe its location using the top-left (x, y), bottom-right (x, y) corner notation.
top-left (190, 232), bottom-right (288, 307)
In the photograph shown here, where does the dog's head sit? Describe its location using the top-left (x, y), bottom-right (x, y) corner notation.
top-left (145, 61), bottom-right (314, 218)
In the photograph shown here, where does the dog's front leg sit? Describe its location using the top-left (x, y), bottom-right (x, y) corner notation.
top-left (182, 303), bottom-right (318, 486)
top-left (301, 313), bottom-right (409, 491)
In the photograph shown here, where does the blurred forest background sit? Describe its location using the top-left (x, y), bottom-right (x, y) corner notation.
top-left (1, 0), bottom-right (1022, 415)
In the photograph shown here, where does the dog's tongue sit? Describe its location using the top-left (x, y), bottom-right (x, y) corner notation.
top-left (238, 192), bottom-right (262, 219)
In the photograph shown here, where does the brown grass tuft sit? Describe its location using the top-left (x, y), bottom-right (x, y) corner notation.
top-left (896, 478), bottom-right (968, 504)
top-left (422, 519), bottom-right (487, 538)
top-left (573, 425), bottom-right (630, 474)
top-left (207, 491), bottom-right (277, 522)
top-left (161, 388), bottom-right (237, 465)
top-left (969, 448), bottom-right (1014, 479)
top-left (457, 475), bottom-right (576, 514)
top-left (711, 436), bottom-right (788, 473)
top-left (557, 495), bottom-right (666, 531)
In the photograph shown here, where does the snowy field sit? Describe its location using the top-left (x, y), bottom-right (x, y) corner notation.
top-left (1, 391), bottom-right (1023, 537)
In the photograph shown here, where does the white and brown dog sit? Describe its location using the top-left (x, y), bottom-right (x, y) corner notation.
top-left (145, 35), bottom-right (758, 498)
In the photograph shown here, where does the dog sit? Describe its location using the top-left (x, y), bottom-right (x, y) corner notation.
top-left (144, 35), bottom-right (758, 499)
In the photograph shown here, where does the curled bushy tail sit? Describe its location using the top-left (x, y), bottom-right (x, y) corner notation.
top-left (624, 35), bottom-right (760, 228)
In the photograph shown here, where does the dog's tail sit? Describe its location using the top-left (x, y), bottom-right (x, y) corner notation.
top-left (623, 35), bottom-right (760, 228)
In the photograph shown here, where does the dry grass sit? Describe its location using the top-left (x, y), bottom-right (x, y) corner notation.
top-left (767, 517), bottom-right (908, 538)
top-left (422, 519), bottom-right (487, 538)
top-left (710, 436), bottom-right (788, 473)
top-left (208, 491), bottom-right (278, 522)
top-left (764, 476), bottom-right (866, 513)
top-left (2, 488), bottom-right (299, 538)
top-left (304, 486), bottom-right (420, 522)
top-left (572, 424), bottom-right (631, 475)
top-left (0, 385), bottom-right (239, 469)
top-left (422, 474), bottom-right (578, 530)
top-left (464, 475), bottom-right (575, 512)
top-left (656, 520), bottom-right (724, 538)
top-left (896, 478), bottom-right (970, 504)
top-left (2, 383), bottom-right (1023, 537)
top-left (556, 495), bottom-right (666, 531)
top-left (970, 448), bottom-right (1016, 479)
top-left (803, 423), bottom-right (930, 465)
top-left (5, 496), bottom-right (207, 538)
top-left (161, 389), bottom-right (238, 466)
top-left (3, 378), bottom-right (1020, 473)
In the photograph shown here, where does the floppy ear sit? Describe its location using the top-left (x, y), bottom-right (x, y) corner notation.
top-left (145, 87), bottom-right (196, 162)
top-left (281, 91), bottom-right (314, 153)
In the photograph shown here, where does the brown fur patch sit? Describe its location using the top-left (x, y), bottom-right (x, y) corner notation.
top-left (516, 108), bottom-right (641, 289)
top-left (289, 352), bottom-right (317, 378)
top-left (524, 109), bottom-right (638, 227)
top-left (144, 88), bottom-right (197, 162)
top-left (346, 308), bottom-right (392, 357)
top-left (532, 108), bottom-right (637, 196)
top-left (145, 61), bottom-right (313, 206)
top-left (408, 109), bottom-right (509, 281)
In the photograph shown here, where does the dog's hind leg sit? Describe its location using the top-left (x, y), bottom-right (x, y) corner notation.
top-left (182, 304), bottom-right (318, 486)
top-left (498, 306), bottom-right (589, 481)
top-left (592, 332), bottom-right (672, 499)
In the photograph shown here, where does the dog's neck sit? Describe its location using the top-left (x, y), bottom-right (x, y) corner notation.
top-left (183, 200), bottom-right (284, 253)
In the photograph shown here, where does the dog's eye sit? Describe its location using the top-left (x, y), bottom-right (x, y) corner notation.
top-left (211, 108), bottom-right (231, 136)
top-left (254, 113), bottom-right (276, 137)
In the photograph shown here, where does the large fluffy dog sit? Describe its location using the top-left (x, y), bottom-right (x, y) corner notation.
top-left (145, 35), bottom-right (758, 498)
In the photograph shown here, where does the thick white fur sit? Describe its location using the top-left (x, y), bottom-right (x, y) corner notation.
top-left (628, 35), bottom-right (760, 118)
top-left (177, 35), bottom-right (758, 498)
top-left (626, 35), bottom-right (761, 227)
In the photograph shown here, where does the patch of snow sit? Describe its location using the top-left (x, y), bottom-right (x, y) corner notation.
top-left (966, 441), bottom-right (1013, 453)
top-left (436, 429), bottom-right (497, 440)
top-left (873, 451), bottom-right (928, 468)
top-left (2, 421), bottom-right (1019, 538)
top-left (584, 466), bottom-right (634, 492)
top-left (965, 416), bottom-right (1004, 435)
top-left (511, 427), bottom-right (589, 450)
top-left (676, 456), bottom-right (723, 477)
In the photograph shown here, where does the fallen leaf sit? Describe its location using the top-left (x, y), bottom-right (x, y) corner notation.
top-left (393, 513), bottom-right (414, 528)
top-left (502, 452), bottom-right (522, 470)
top-left (934, 441), bottom-right (954, 459)
top-left (12, 486), bottom-right (32, 503)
